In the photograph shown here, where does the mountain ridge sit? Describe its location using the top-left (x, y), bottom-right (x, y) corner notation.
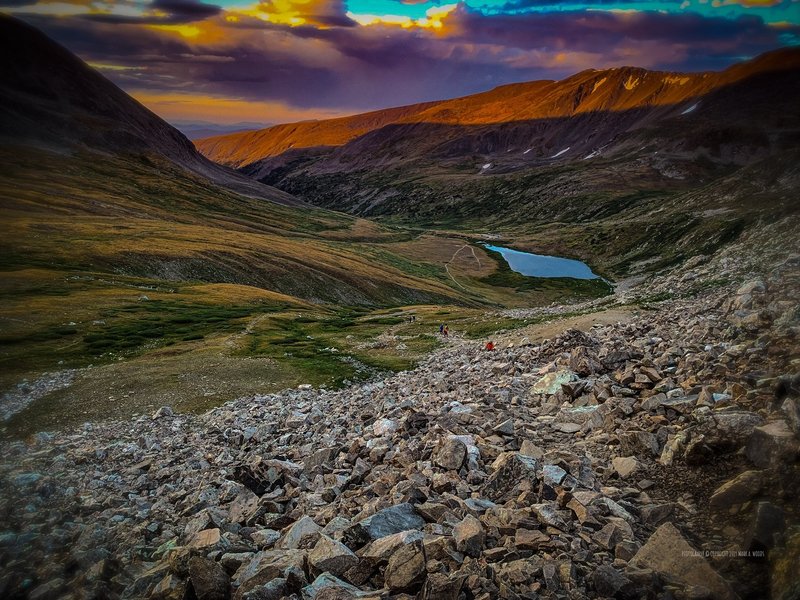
top-left (0, 15), bottom-right (300, 206)
top-left (196, 47), bottom-right (800, 169)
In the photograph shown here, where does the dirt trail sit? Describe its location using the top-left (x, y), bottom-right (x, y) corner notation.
top-left (444, 244), bottom-right (482, 289)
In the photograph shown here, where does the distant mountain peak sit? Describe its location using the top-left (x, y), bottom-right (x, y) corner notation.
top-left (197, 47), bottom-right (800, 170)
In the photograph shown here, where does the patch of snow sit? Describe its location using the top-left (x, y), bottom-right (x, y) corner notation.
top-left (549, 147), bottom-right (570, 159)
top-left (584, 150), bottom-right (600, 160)
top-left (482, 163), bottom-right (492, 169)
top-left (592, 77), bottom-right (607, 93)
top-left (664, 76), bottom-right (690, 85)
top-left (523, 148), bottom-right (532, 155)
top-left (681, 102), bottom-right (699, 115)
top-left (623, 75), bottom-right (640, 90)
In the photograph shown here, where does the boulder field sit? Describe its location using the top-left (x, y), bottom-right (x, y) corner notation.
top-left (1, 241), bottom-right (798, 600)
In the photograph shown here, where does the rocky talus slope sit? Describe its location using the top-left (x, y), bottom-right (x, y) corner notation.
top-left (1, 235), bottom-right (798, 600)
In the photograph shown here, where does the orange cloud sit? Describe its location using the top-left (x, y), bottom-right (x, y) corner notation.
top-left (146, 19), bottom-right (229, 42)
top-left (130, 91), bottom-right (354, 124)
top-left (242, 0), bottom-right (352, 27)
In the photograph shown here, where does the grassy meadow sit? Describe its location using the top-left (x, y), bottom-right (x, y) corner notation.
top-left (0, 146), bottom-right (616, 437)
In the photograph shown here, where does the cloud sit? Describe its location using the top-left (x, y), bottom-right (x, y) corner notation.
top-left (129, 90), bottom-right (353, 122)
top-left (81, 0), bottom-right (222, 24)
top-left (249, 0), bottom-right (356, 27)
top-left (13, 1), bottom-right (799, 123)
top-left (713, 0), bottom-right (784, 6)
top-left (152, 0), bottom-right (221, 19)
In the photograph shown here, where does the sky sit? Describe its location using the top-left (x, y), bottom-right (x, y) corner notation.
top-left (3, 0), bottom-right (799, 125)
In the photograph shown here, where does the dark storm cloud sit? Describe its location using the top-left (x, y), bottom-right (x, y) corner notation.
top-left (151, 0), bottom-right (221, 19)
top-left (21, 15), bottom-right (190, 59)
top-left (83, 0), bottom-right (221, 24)
top-left (444, 4), bottom-right (796, 69)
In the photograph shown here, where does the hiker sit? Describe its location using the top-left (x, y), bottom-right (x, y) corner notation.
top-left (439, 324), bottom-right (445, 334)
top-left (485, 341), bottom-right (495, 351)
top-left (444, 325), bottom-right (449, 337)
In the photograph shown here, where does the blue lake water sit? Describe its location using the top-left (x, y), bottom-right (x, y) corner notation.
top-left (483, 244), bottom-right (601, 280)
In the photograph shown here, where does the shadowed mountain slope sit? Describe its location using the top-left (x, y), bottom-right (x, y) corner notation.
top-left (0, 15), bottom-right (299, 206)
top-left (0, 16), bottom-right (483, 309)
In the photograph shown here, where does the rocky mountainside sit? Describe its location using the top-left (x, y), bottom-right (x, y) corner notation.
top-left (1, 218), bottom-right (798, 599)
top-left (0, 16), bottom-right (298, 206)
top-left (197, 48), bottom-right (800, 171)
top-left (193, 49), bottom-right (800, 286)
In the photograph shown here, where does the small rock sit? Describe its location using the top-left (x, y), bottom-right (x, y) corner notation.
top-left (452, 514), bottom-right (485, 558)
top-left (745, 420), bottom-right (799, 468)
top-left (493, 418), bottom-right (514, 436)
top-left (709, 470), bottom-right (763, 510)
top-left (343, 503), bottom-right (424, 548)
top-left (612, 456), bottom-right (641, 479)
top-left (746, 501), bottom-right (786, 552)
top-left (384, 538), bottom-right (426, 592)
top-left (189, 528), bottom-right (222, 549)
top-left (533, 370), bottom-right (577, 394)
top-left (515, 529), bottom-right (550, 550)
top-left (592, 565), bottom-right (631, 597)
top-left (309, 535), bottom-right (358, 578)
top-left (279, 516), bottom-right (321, 550)
top-left (434, 437), bottom-right (467, 470)
top-left (302, 573), bottom-right (362, 600)
top-left (188, 556), bottom-right (230, 600)
top-left (373, 418), bottom-right (397, 436)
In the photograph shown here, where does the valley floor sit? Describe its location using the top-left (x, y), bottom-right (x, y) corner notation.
top-left (0, 224), bottom-right (609, 439)
top-left (0, 223), bottom-right (797, 600)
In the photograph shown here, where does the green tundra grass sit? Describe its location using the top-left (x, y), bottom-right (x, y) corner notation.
top-left (0, 147), bottom-right (613, 437)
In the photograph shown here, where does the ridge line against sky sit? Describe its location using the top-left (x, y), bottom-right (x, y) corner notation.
top-left (2, 0), bottom-right (799, 125)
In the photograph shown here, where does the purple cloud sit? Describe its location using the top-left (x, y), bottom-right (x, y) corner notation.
top-left (15, 3), bottom-right (798, 121)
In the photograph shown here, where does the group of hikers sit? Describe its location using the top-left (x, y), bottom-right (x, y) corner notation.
top-left (407, 315), bottom-right (495, 350)
top-left (438, 322), bottom-right (495, 351)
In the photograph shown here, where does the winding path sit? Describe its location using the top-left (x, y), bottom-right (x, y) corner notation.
top-left (444, 243), bottom-right (482, 290)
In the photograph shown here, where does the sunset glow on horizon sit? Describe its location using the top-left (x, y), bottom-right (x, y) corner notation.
top-left (4, 0), bottom-right (799, 126)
